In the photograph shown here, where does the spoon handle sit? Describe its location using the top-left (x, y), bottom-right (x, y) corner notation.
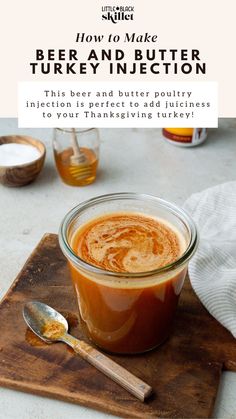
top-left (63, 334), bottom-right (152, 402)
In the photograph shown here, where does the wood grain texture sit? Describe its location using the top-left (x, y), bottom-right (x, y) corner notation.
top-left (0, 136), bottom-right (46, 187)
top-left (63, 334), bottom-right (153, 401)
top-left (0, 234), bottom-right (236, 418)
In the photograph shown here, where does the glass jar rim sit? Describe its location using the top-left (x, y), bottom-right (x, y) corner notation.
top-left (59, 192), bottom-right (198, 278)
top-left (55, 128), bottom-right (96, 134)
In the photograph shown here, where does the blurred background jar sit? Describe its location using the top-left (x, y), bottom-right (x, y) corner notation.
top-left (162, 128), bottom-right (207, 147)
top-left (53, 128), bottom-right (100, 186)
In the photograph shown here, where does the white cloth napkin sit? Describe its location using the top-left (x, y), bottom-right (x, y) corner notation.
top-left (184, 181), bottom-right (236, 338)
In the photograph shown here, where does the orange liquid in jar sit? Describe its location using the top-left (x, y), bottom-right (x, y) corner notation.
top-left (54, 147), bottom-right (98, 186)
top-left (69, 213), bottom-right (187, 354)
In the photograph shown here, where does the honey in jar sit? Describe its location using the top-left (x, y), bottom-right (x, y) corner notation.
top-left (53, 128), bottom-right (100, 186)
top-left (54, 147), bottom-right (98, 186)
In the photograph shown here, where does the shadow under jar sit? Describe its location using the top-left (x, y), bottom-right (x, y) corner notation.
top-left (53, 128), bottom-right (99, 186)
top-left (59, 193), bottom-right (198, 354)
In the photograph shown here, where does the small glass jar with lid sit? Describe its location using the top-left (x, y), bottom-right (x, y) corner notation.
top-left (162, 128), bottom-right (207, 147)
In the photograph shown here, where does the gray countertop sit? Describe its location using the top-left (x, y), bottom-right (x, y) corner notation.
top-left (0, 118), bottom-right (236, 418)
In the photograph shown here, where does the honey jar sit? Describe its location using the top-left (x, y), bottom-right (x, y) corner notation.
top-left (53, 128), bottom-right (100, 186)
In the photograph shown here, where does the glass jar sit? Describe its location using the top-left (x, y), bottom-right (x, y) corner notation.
top-left (59, 193), bottom-right (198, 354)
top-left (53, 128), bottom-right (100, 186)
top-left (162, 128), bottom-right (207, 147)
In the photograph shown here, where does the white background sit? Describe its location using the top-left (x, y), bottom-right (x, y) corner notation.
top-left (18, 81), bottom-right (218, 128)
top-left (0, 0), bottom-right (235, 117)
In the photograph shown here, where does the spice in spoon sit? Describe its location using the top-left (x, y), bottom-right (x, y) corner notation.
top-left (42, 320), bottom-right (66, 340)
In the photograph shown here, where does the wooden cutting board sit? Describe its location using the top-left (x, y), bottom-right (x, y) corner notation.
top-left (0, 234), bottom-right (236, 418)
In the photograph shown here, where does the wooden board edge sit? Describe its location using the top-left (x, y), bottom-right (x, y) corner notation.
top-left (0, 233), bottom-right (57, 306)
top-left (0, 377), bottom-right (149, 419)
top-left (0, 232), bottom-right (230, 419)
top-left (224, 360), bottom-right (236, 372)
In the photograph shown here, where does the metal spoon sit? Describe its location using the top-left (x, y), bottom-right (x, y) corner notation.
top-left (23, 301), bottom-right (152, 402)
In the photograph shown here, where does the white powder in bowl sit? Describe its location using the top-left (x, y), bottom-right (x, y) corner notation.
top-left (0, 143), bottom-right (41, 166)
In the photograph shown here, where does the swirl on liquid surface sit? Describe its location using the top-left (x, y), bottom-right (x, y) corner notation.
top-left (73, 213), bottom-right (183, 273)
